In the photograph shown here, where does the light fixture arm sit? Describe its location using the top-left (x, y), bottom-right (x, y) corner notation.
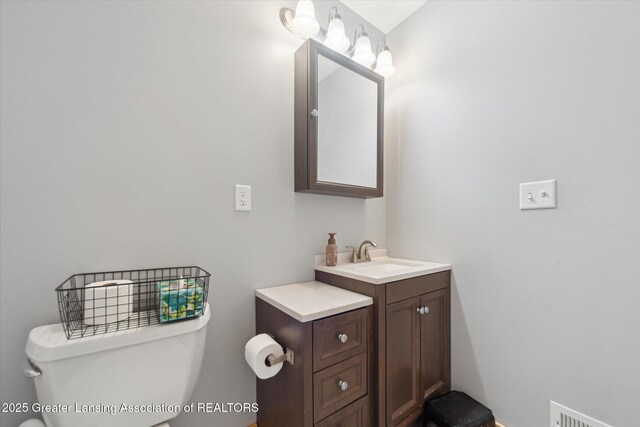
top-left (353, 24), bottom-right (366, 43)
top-left (328, 6), bottom-right (338, 22)
top-left (279, 8), bottom-right (295, 33)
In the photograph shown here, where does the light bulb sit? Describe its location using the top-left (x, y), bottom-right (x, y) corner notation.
top-left (291, 0), bottom-right (319, 39)
top-left (324, 15), bottom-right (350, 53)
top-left (352, 34), bottom-right (375, 67)
top-left (375, 49), bottom-right (396, 78)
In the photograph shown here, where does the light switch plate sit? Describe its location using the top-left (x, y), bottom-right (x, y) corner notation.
top-left (235, 184), bottom-right (251, 211)
top-left (519, 179), bottom-right (556, 210)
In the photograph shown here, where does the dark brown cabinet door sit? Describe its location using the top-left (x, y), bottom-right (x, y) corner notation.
top-left (420, 288), bottom-right (450, 403)
top-left (386, 296), bottom-right (421, 426)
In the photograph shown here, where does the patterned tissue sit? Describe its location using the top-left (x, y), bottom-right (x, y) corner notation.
top-left (157, 278), bottom-right (204, 322)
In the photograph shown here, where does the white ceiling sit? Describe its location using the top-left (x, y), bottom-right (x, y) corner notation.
top-left (340, 0), bottom-right (428, 34)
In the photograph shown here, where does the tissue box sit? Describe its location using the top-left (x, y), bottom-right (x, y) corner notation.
top-left (157, 278), bottom-right (204, 323)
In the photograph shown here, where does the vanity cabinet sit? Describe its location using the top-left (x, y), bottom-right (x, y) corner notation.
top-left (255, 282), bottom-right (374, 427)
top-left (315, 270), bottom-right (451, 427)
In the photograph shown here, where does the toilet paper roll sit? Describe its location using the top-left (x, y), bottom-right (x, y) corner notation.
top-left (83, 280), bottom-right (133, 326)
top-left (245, 333), bottom-right (284, 379)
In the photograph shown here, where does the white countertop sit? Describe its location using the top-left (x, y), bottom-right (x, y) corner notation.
top-left (255, 281), bottom-right (373, 323)
top-left (315, 249), bottom-right (451, 284)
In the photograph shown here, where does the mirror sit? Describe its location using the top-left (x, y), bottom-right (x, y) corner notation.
top-left (295, 40), bottom-right (384, 198)
top-left (317, 54), bottom-right (378, 188)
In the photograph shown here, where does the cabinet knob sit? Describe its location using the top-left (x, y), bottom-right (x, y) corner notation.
top-left (310, 109), bottom-right (319, 118)
top-left (337, 333), bottom-right (348, 343)
top-left (424, 306), bottom-right (430, 314)
top-left (338, 380), bottom-right (348, 391)
top-left (417, 307), bottom-right (425, 315)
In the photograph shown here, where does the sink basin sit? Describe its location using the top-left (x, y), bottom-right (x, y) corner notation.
top-left (353, 260), bottom-right (420, 274)
top-left (315, 250), bottom-right (451, 284)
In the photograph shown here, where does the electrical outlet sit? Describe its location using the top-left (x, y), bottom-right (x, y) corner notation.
top-left (520, 179), bottom-right (556, 210)
top-left (235, 184), bottom-right (251, 211)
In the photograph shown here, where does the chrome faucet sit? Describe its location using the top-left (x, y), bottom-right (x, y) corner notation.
top-left (346, 240), bottom-right (379, 263)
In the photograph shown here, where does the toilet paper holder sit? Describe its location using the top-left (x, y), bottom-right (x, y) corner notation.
top-left (265, 337), bottom-right (295, 367)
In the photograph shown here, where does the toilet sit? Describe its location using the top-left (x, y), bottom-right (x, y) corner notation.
top-left (20, 304), bottom-right (211, 427)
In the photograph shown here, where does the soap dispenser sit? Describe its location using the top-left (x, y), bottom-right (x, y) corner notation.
top-left (326, 233), bottom-right (338, 266)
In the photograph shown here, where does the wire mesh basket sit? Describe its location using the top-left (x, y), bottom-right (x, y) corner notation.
top-left (56, 266), bottom-right (211, 339)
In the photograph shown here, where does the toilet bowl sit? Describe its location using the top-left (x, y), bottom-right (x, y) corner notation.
top-left (21, 304), bottom-right (210, 427)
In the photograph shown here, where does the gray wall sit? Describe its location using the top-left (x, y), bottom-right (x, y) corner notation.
top-left (0, 2), bottom-right (384, 426)
top-left (386, 1), bottom-right (640, 426)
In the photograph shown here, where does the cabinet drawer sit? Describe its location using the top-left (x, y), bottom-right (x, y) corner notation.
top-left (313, 308), bottom-right (367, 371)
top-left (315, 396), bottom-right (369, 427)
top-left (313, 352), bottom-right (367, 423)
top-left (386, 271), bottom-right (450, 305)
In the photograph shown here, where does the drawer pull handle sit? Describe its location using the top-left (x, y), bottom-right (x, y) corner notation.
top-left (338, 380), bottom-right (349, 391)
top-left (337, 333), bottom-right (348, 343)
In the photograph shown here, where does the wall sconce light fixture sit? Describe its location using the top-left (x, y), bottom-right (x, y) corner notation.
top-left (374, 40), bottom-right (396, 79)
top-left (279, 1), bottom-right (397, 77)
top-left (351, 25), bottom-right (376, 67)
top-left (324, 7), bottom-right (350, 54)
top-left (280, 0), bottom-right (320, 39)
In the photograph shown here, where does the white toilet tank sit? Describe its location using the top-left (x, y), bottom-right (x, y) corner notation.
top-left (24, 304), bottom-right (210, 427)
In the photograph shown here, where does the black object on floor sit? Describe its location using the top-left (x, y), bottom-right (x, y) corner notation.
top-left (423, 391), bottom-right (495, 427)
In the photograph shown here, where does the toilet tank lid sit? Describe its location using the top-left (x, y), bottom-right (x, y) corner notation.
top-left (25, 304), bottom-right (210, 363)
